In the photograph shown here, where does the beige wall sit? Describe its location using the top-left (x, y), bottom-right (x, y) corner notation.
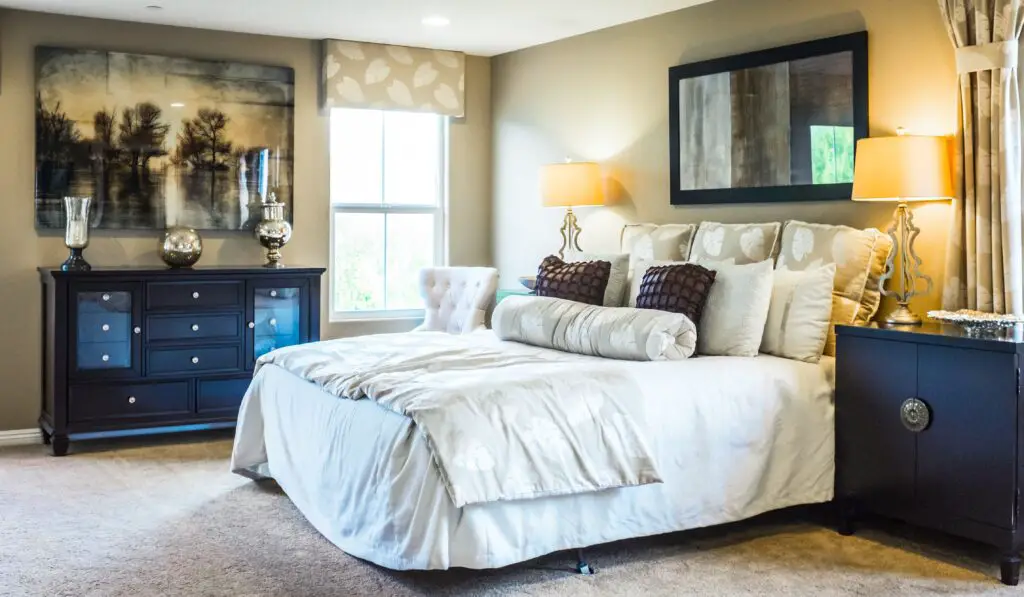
top-left (0, 9), bottom-right (492, 431)
top-left (492, 0), bottom-right (956, 309)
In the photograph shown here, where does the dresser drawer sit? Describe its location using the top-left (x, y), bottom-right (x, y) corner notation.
top-left (147, 313), bottom-right (242, 342)
top-left (197, 377), bottom-right (251, 415)
top-left (77, 312), bottom-right (132, 343)
top-left (76, 341), bottom-right (132, 370)
top-left (69, 381), bottom-right (190, 422)
top-left (148, 345), bottom-right (241, 375)
top-left (147, 281), bottom-right (242, 310)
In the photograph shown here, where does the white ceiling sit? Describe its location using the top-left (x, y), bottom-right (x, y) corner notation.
top-left (0, 0), bottom-right (713, 56)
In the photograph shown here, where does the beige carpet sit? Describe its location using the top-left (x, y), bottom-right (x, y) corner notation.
top-left (0, 433), bottom-right (1016, 597)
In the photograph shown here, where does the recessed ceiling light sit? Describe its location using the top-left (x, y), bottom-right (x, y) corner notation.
top-left (170, 102), bottom-right (185, 108)
top-left (422, 15), bottom-right (450, 27)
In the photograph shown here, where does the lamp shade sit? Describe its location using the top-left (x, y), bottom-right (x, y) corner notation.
top-left (851, 135), bottom-right (954, 202)
top-left (541, 162), bottom-right (604, 207)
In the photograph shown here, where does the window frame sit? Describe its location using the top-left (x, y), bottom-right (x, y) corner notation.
top-left (328, 109), bottom-right (449, 322)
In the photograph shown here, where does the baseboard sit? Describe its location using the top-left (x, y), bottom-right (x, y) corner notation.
top-left (0, 429), bottom-right (42, 447)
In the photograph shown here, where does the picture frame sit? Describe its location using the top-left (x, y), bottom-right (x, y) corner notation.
top-left (34, 46), bottom-right (295, 231)
top-left (669, 32), bottom-right (868, 205)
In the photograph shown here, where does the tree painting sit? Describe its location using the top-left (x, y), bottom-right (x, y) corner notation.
top-left (176, 109), bottom-right (233, 171)
top-left (34, 47), bottom-right (294, 230)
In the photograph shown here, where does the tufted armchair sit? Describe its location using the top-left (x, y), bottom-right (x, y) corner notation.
top-left (414, 267), bottom-right (499, 335)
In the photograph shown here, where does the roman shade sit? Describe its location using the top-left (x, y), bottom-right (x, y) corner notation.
top-left (321, 40), bottom-right (466, 117)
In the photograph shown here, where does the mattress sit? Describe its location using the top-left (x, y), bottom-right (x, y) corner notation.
top-left (231, 333), bottom-right (836, 570)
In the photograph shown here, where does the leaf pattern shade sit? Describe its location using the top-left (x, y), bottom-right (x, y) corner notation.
top-left (938, 0), bottom-right (1024, 315)
top-left (321, 40), bottom-right (466, 117)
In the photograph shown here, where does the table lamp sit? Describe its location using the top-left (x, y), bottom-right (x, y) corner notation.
top-left (541, 161), bottom-right (604, 259)
top-left (852, 130), bottom-right (954, 325)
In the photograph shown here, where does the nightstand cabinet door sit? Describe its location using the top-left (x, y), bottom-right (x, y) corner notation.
top-left (916, 345), bottom-right (1018, 529)
top-left (836, 335), bottom-right (918, 516)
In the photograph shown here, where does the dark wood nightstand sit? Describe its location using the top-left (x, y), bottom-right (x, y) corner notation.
top-left (835, 322), bottom-right (1024, 585)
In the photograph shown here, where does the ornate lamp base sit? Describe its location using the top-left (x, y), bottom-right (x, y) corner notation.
top-left (880, 202), bottom-right (932, 326)
top-left (60, 248), bottom-right (91, 272)
top-left (557, 207), bottom-right (583, 260)
top-left (886, 303), bottom-right (922, 326)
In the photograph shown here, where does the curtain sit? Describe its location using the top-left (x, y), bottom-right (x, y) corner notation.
top-left (320, 40), bottom-right (466, 117)
top-left (940, 0), bottom-right (1024, 314)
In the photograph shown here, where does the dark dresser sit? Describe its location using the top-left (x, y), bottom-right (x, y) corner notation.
top-left (836, 322), bottom-right (1024, 585)
top-left (39, 266), bottom-right (325, 456)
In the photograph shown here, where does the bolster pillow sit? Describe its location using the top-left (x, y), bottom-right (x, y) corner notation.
top-left (492, 295), bottom-right (696, 361)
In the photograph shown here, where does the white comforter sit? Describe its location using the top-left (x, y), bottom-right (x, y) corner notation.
top-left (231, 331), bottom-right (835, 570)
top-left (251, 332), bottom-right (661, 507)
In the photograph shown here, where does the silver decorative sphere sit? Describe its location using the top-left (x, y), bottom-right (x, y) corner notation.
top-left (159, 227), bottom-right (203, 268)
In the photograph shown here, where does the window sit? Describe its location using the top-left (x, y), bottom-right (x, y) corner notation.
top-left (810, 125), bottom-right (855, 184)
top-left (329, 109), bottom-right (447, 320)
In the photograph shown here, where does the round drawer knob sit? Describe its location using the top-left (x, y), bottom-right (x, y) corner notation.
top-left (101, 324), bottom-right (110, 332)
top-left (101, 354), bottom-right (110, 362)
top-left (192, 291), bottom-right (200, 299)
top-left (270, 290), bottom-right (278, 298)
top-left (191, 324), bottom-right (200, 332)
top-left (102, 294), bottom-right (110, 301)
top-left (133, 326), bottom-right (142, 335)
top-left (900, 398), bottom-right (931, 433)
top-left (191, 356), bottom-right (200, 364)
top-left (269, 318), bottom-right (277, 327)
top-left (248, 322), bottom-right (255, 329)
top-left (128, 396), bottom-right (136, 405)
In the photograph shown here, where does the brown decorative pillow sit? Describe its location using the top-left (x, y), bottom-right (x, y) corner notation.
top-left (635, 263), bottom-right (717, 325)
top-left (535, 256), bottom-right (611, 306)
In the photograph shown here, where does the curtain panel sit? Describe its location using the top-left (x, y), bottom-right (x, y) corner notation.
top-left (939, 0), bottom-right (1024, 315)
top-left (321, 40), bottom-right (466, 117)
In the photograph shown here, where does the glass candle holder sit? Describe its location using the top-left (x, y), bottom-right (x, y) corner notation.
top-left (61, 196), bottom-right (92, 271)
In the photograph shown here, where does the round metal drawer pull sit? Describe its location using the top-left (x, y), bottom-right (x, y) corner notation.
top-left (133, 327), bottom-right (142, 335)
top-left (248, 322), bottom-right (255, 329)
top-left (270, 290), bottom-right (278, 298)
top-left (191, 356), bottom-right (200, 364)
top-left (128, 396), bottom-right (136, 404)
top-left (900, 398), bottom-right (931, 433)
top-left (191, 324), bottom-right (200, 332)
top-left (101, 354), bottom-right (110, 362)
top-left (102, 294), bottom-right (110, 301)
top-left (192, 291), bottom-right (200, 299)
top-left (101, 324), bottom-right (110, 332)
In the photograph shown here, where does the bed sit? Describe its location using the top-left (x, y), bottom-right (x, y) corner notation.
top-left (231, 330), bottom-right (835, 571)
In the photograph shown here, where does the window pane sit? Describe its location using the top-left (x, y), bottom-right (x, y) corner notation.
top-left (383, 112), bottom-right (442, 206)
top-left (385, 213), bottom-right (436, 310)
top-left (331, 109), bottom-right (383, 205)
top-left (332, 212), bottom-right (385, 311)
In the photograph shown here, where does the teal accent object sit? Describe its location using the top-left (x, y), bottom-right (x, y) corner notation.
top-left (496, 289), bottom-right (533, 304)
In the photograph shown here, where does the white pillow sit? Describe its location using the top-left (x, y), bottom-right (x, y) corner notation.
top-left (694, 259), bottom-right (774, 357)
top-left (493, 295), bottom-right (696, 361)
top-left (627, 258), bottom-right (686, 307)
top-left (760, 264), bottom-right (837, 363)
top-left (578, 253), bottom-right (629, 307)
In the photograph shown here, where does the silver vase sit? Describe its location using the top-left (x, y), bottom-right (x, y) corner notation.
top-left (254, 200), bottom-right (292, 268)
top-left (158, 226), bottom-right (203, 268)
top-left (61, 196), bottom-right (92, 272)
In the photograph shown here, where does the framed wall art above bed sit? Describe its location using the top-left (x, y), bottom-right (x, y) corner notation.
top-left (669, 32), bottom-right (868, 206)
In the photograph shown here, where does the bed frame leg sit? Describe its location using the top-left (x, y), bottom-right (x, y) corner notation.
top-left (575, 549), bottom-right (595, 575)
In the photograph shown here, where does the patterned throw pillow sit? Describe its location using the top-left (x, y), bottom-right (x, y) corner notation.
top-left (777, 220), bottom-right (893, 356)
top-left (688, 221), bottom-right (782, 265)
top-left (635, 263), bottom-right (717, 326)
top-left (535, 256), bottom-right (611, 306)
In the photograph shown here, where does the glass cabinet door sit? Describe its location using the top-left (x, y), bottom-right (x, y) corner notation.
top-left (75, 289), bottom-right (138, 373)
top-left (251, 285), bottom-right (305, 361)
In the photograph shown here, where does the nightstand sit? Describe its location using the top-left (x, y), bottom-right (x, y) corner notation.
top-left (835, 323), bottom-right (1024, 585)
